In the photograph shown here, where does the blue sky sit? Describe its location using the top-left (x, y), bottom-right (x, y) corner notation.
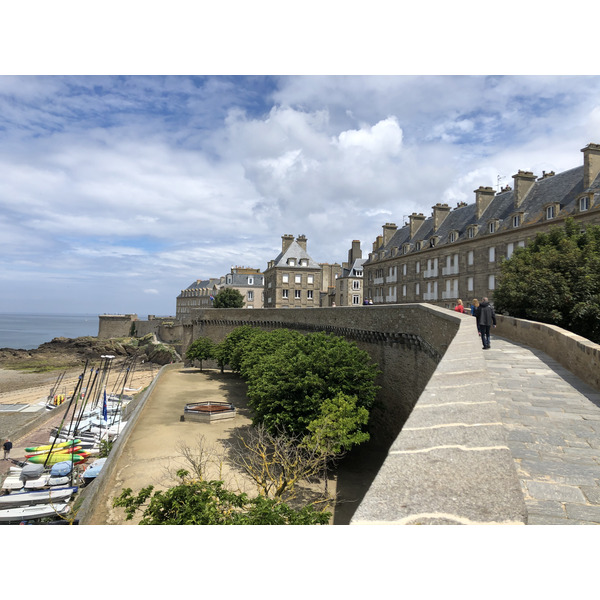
top-left (2, 5), bottom-right (600, 317)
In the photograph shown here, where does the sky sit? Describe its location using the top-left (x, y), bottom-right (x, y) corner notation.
top-left (2, 4), bottom-right (600, 318)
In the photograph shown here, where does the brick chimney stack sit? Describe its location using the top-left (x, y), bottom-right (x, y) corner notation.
top-left (474, 186), bottom-right (496, 219)
top-left (582, 143), bottom-right (600, 189)
top-left (348, 240), bottom-right (362, 265)
top-left (409, 213), bottom-right (426, 238)
top-left (281, 234), bottom-right (294, 253)
top-left (512, 171), bottom-right (537, 208)
top-left (296, 234), bottom-right (307, 252)
top-left (382, 223), bottom-right (397, 246)
top-left (432, 203), bottom-right (451, 232)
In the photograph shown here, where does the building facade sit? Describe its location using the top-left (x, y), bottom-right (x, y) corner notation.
top-left (334, 240), bottom-right (366, 306)
top-left (176, 267), bottom-right (264, 320)
top-left (363, 143), bottom-right (600, 309)
top-left (263, 235), bottom-right (325, 308)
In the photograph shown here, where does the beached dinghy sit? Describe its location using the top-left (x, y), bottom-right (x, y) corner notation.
top-left (0, 501), bottom-right (71, 523)
top-left (24, 474), bottom-right (51, 489)
top-left (20, 463), bottom-right (45, 481)
top-left (82, 457), bottom-right (107, 485)
top-left (48, 476), bottom-right (71, 487)
top-left (50, 461), bottom-right (73, 478)
top-left (1, 474), bottom-right (24, 491)
top-left (0, 487), bottom-right (77, 509)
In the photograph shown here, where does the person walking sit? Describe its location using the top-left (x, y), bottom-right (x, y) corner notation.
top-left (475, 297), bottom-right (496, 349)
top-left (3, 439), bottom-right (12, 460)
top-left (454, 299), bottom-right (465, 313)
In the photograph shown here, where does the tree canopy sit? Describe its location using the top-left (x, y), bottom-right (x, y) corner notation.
top-left (494, 218), bottom-right (600, 343)
top-left (212, 287), bottom-right (245, 308)
top-left (113, 470), bottom-right (330, 525)
top-left (185, 336), bottom-right (215, 370)
top-left (218, 326), bottom-right (380, 451)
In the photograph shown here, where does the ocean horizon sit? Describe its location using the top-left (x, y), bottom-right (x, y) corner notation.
top-left (0, 312), bottom-right (99, 351)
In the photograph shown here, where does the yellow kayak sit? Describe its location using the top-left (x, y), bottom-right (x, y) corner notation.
top-left (27, 451), bottom-right (88, 465)
top-left (25, 439), bottom-right (80, 453)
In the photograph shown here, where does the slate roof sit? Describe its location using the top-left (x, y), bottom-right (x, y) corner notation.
top-left (370, 164), bottom-right (599, 260)
top-left (270, 239), bottom-right (321, 269)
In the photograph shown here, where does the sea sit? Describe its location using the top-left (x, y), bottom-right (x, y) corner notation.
top-left (0, 313), bottom-right (99, 351)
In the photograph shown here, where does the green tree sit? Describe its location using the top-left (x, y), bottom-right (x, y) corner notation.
top-left (213, 287), bottom-right (245, 308)
top-left (495, 219), bottom-right (600, 343)
top-left (112, 470), bottom-right (330, 525)
top-left (185, 337), bottom-right (216, 371)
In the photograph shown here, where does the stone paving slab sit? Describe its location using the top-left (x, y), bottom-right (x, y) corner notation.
top-left (485, 336), bottom-right (600, 525)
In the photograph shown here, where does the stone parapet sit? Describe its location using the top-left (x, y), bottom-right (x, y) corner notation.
top-left (495, 315), bottom-right (600, 392)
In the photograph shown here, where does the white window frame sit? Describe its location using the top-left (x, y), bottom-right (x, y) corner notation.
top-left (307, 274), bottom-right (314, 285)
top-left (282, 274), bottom-right (289, 284)
top-left (294, 289), bottom-right (301, 299)
top-left (580, 196), bottom-right (590, 211)
top-left (282, 289), bottom-right (289, 299)
top-left (247, 291), bottom-right (254, 301)
top-left (307, 290), bottom-right (314, 300)
top-left (488, 274), bottom-right (495, 290)
top-left (467, 276), bottom-right (474, 292)
top-left (489, 247), bottom-right (496, 263)
top-left (295, 274), bottom-right (302, 284)
top-left (468, 250), bottom-right (474, 266)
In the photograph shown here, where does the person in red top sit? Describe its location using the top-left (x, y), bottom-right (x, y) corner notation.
top-left (454, 299), bottom-right (465, 313)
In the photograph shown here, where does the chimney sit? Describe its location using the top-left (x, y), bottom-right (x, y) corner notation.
top-left (582, 143), bottom-right (600, 189)
top-left (512, 171), bottom-right (536, 208)
top-left (348, 240), bottom-right (362, 265)
top-left (409, 213), bottom-right (426, 238)
top-left (372, 235), bottom-right (383, 252)
top-left (296, 234), bottom-right (307, 252)
top-left (382, 223), bottom-right (397, 246)
top-left (432, 203), bottom-right (451, 232)
top-left (281, 234), bottom-right (294, 253)
top-left (474, 186), bottom-right (496, 219)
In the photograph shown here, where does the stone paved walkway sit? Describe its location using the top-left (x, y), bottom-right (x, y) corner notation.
top-left (484, 335), bottom-right (600, 524)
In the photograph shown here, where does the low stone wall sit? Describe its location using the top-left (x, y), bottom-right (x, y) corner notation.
top-left (495, 315), bottom-right (600, 392)
top-left (76, 364), bottom-right (174, 524)
top-left (351, 312), bottom-right (527, 525)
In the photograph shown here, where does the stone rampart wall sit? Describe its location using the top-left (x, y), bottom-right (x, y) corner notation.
top-left (495, 315), bottom-right (600, 392)
top-left (97, 315), bottom-right (137, 339)
top-left (188, 304), bottom-right (457, 447)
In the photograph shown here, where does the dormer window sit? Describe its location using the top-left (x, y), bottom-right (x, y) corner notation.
top-left (430, 236), bottom-right (439, 248)
top-left (403, 243), bottom-right (411, 254)
top-left (299, 258), bottom-right (308, 266)
top-left (248, 277), bottom-right (254, 285)
top-left (487, 220), bottom-right (499, 234)
top-left (545, 204), bottom-right (558, 220)
top-left (287, 258), bottom-right (296, 266)
top-left (467, 226), bottom-right (477, 239)
top-left (449, 231), bottom-right (458, 243)
top-left (579, 196), bottom-right (590, 212)
top-left (512, 214), bottom-right (522, 228)
top-left (415, 241), bottom-right (422, 251)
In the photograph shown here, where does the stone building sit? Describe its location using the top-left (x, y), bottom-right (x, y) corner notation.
top-left (263, 234), bottom-right (333, 308)
top-left (176, 267), bottom-right (264, 319)
top-left (334, 240), bottom-right (366, 306)
top-left (363, 142), bottom-right (600, 308)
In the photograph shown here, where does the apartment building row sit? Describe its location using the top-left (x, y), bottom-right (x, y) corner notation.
top-left (363, 143), bottom-right (600, 308)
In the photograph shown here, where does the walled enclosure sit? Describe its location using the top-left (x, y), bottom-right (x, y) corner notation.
top-left (186, 304), bottom-right (457, 448)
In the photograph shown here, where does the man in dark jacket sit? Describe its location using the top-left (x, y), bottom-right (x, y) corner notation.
top-left (3, 439), bottom-right (12, 460)
top-left (476, 297), bottom-right (496, 349)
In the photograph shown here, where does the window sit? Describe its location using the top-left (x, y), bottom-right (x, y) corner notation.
top-left (580, 196), bottom-right (590, 211)
top-left (402, 284), bottom-right (407, 297)
top-left (247, 291), bottom-right (254, 301)
top-left (353, 280), bottom-right (360, 290)
top-left (282, 274), bottom-right (289, 283)
top-left (248, 277), bottom-right (254, 285)
top-left (352, 295), bottom-right (360, 305)
top-left (512, 214), bottom-right (521, 227)
top-left (449, 231), bottom-right (458, 243)
top-left (415, 241), bottom-right (422, 251)
top-left (300, 259), bottom-right (308, 266)
top-left (468, 250), bottom-right (474, 266)
top-left (488, 221), bottom-right (496, 234)
top-left (415, 261), bottom-right (420, 274)
top-left (468, 226), bottom-right (476, 239)
top-left (295, 274), bottom-right (301, 284)
top-left (307, 274), bottom-right (314, 285)
top-left (307, 290), bottom-right (313, 300)
top-left (294, 290), bottom-right (301, 299)
top-left (488, 275), bottom-right (495, 290)
top-left (415, 282), bottom-right (420, 296)
top-left (489, 247), bottom-right (495, 262)
top-left (546, 205), bottom-right (556, 219)
top-left (282, 289), bottom-right (289, 299)
top-left (467, 276), bottom-right (474, 292)
top-left (430, 237), bottom-right (438, 247)
top-left (507, 242), bottom-right (514, 259)
top-left (402, 264), bottom-right (407, 276)
top-left (288, 258), bottom-right (296, 266)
